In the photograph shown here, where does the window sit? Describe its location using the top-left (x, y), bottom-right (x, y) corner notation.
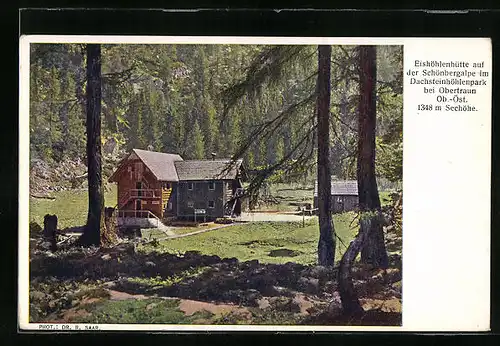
top-left (135, 162), bottom-right (143, 179)
top-left (208, 181), bottom-right (215, 190)
top-left (187, 182), bottom-right (193, 190)
top-left (187, 201), bottom-right (194, 208)
top-left (208, 200), bottom-right (215, 208)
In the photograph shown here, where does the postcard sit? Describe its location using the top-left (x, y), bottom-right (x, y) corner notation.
top-left (19, 36), bottom-right (491, 332)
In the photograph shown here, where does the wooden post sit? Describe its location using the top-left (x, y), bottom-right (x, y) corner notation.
top-left (43, 214), bottom-right (58, 252)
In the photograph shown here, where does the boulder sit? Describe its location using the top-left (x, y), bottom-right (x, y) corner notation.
top-left (273, 265), bottom-right (299, 287)
top-left (221, 289), bottom-right (245, 303)
top-left (265, 285), bottom-right (294, 297)
top-left (29, 290), bottom-right (47, 301)
top-left (244, 289), bottom-right (263, 306)
top-left (297, 276), bottom-right (320, 295)
top-left (240, 259), bottom-right (259, 269)
top-left (251, 274), bottom-right (279, 295)
top-left (268, 296), bottom-right (301, 313)
top-left (326, 300), bottom-right (343, 317)
top-left (203, 254), bottom-right (221, 265)
top-left (385, 268), bottom-right (402, 283)
top-left (212, 262), bottom-right (231, 271)
top-left (222, 288), bottom-right (262, 306)
top-left (322, 280), bottom-right (337, 293)
top-left (221, 257), bottom-right (239, 266)
top-left (303, 265), bottom-right (337, 283)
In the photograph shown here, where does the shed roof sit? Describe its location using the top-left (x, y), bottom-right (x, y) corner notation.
top-left (109, 149), bottom-right (183, 182)
top-left (174, 159), bottom-right (243, 181)
top-left (314, 180), bottom-right (358, 196)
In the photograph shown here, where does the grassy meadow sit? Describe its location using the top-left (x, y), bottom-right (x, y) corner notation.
top-left (28, 183), bottom-right (401, 325)
top-left (29, 183), bottom-right (393, 265)
top-left (141, 216), bottom-right (358, 266)
top-left (29, 186), bottom-right (117, 229)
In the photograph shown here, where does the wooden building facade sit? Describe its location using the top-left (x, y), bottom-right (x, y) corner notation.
top-left (313, 180), bottom-right (359, 213)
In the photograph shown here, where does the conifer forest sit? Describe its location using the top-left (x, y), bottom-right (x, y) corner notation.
top-left (28, 43), bottom-right (403, 326)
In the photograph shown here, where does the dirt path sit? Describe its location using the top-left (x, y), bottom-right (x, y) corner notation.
top-left (142, 211), bottom-right (315, 243)
top-left (169, 223), bottom-right (237, 239)
top-left (178, 299), bottom-right (251, 318)
top-left (107, 288), bottom-right (253, 320)
top-left (48, 285), bottom-right (338, 324)
top-left (108, 289), bottom-right (149, 301)
top-left (146, 223), bottom-right (237, 243)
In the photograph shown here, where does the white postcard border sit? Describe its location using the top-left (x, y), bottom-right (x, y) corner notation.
top-left (19, 35), bottom-right (492, 332)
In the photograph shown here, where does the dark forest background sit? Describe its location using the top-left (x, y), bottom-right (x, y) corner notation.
top-left (29, 44), bottom-right (402, 186)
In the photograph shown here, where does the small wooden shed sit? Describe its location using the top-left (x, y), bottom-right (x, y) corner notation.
top-left (313, 180), bottom-right (359, 213)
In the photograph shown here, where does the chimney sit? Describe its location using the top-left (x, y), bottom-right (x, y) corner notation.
top-left (211, 152), bottom-right (216, 161)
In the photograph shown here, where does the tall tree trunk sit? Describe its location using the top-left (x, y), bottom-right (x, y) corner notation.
top-left (338, 217), bottom-right (372, 317)
top-left (340, 74), bottom-right (350, 179)
top-left (81, 44), bottom-right (105, 247)
top-left (316, 45), bottom-right (336, 267)
top-left (357, 45), bottom-right (388, 268)
top-left (73, 47), bottom-right (87, 117)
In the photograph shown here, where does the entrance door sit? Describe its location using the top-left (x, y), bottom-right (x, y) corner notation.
top-left (135, 199), bottom-right (142, 210)
top-left (136, 181), bottom-right (142, 197)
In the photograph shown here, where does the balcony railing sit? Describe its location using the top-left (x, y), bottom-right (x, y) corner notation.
top-left (117, 209), bottom-right (158, 219)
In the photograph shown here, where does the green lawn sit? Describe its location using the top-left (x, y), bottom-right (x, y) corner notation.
top-left (141, 213), bottom-right (358, 266)
top-left (260, 183), bottom-right (314, 211)
top-left (141, 224), bottom-right (217, 239)
top-left (261, 183), bottom-right (393, 211)
top-left (29, 185), bottom-right (117, 229)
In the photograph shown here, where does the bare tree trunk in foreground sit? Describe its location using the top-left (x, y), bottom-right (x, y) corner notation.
top-left (357, 45), bottom-right (388, 268)
top-left (316, 45), bottom-right (336, 266)
top-left (80, 44), bottom-right (110, 246)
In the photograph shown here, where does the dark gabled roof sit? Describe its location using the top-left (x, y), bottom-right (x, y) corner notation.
top-left (109, 149), bottom-right (183, 182)
top-left (314, 180), bottom-right (358, 196)
top-left (133, 149), bottom-right (183, 181)
top-left (174, 159), bottom-right (243, 181)
top-left (109, 149), bottom-right (245, 183)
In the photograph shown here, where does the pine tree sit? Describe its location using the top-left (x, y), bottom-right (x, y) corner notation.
top-left (357, 45), bottom-right (388, 268)
top-left (80, 44), bottom-right (106, 247)
top-left (192, 120), bottom-right (205, 159)
top-left (316, 45), bottom-right (336, 267)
